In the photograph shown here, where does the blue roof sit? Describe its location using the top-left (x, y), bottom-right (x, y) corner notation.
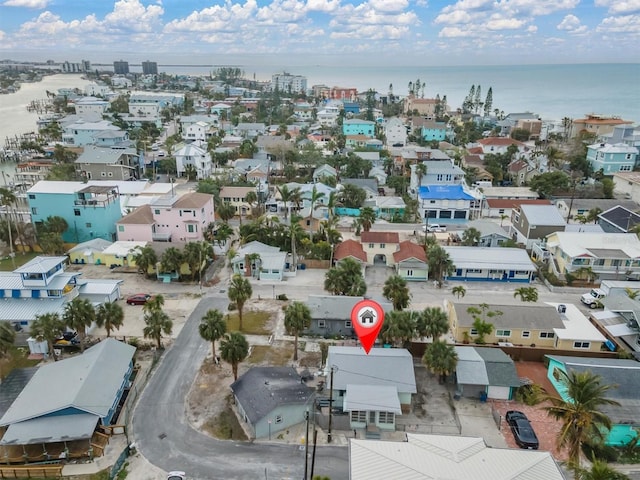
top-left (418, 185), bottom-right (475, 200)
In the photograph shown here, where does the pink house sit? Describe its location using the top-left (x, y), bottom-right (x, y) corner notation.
top-left (116, 192), bottom-right (214, 242)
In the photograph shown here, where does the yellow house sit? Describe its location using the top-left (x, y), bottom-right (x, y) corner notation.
top-left (447, 300), bottom-right (606, 352)
top-left (361, 231), bottom-right (400, 267)
top-left (545, 231), bottom-right (640, 279)
top-left (219, 186), bottom-right (257, 217)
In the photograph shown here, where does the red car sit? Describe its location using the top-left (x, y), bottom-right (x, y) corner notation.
top-left (126, 294), bottom-right (153, 305)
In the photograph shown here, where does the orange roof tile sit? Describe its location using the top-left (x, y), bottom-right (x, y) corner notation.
top-left (485, 199), bottom-right (550, 208)
top-left (334, 239), bottom-right (367, 263)
top-left (478, 137), bottom-right (525, 147)
top-left (117, 205), bottom-right (154, 225)
top-left (393, 241), bottom-right (427, 263)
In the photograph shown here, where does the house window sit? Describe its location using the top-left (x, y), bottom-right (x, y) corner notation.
top-left (620, 165), bottom-right (632, 171)
top-left (74, 208), bottom-right (81, 216)
top-left (318, 320), bottom-right (326, 328)
top-left (407, 269), bottom-right (413, 276)
top-left (351, 411), bottom-right (366, 423)
top-left (31, 207), bottom-right (38, 215)
top-left (85, 223), bottom-right (91, 228)
top-left (187, 224), bottom-right (197, 233)
top-left (574, 341), bottom-right (590, 349)
top-left (522, 331), bottom-right (530, 338)
top-left (274, 415), bottom-right (283, 424)
top-left (514, 214), bottom-right (520, 223)
top-left (345, 321), bottom-right (352, 328)
top-left (368, 243), bottom-right (374, 249)
top-left (378, 412), bottom-right (394, 424)
top-left (28, 194), bottom-right (36, 200)
top-left (118, 225), bottom-right (125, 232)
top-left (540, 332), bottom-right (555, 339)
top-left (470, 328), bottom-right (478, 335)
top-left (496, 329), bottom-right (511, 337)
top-left (498, 209), bottom-right (505, 214)
top-left (155, 209), bottom-right (160, 215)
top-left (380, 243), bottom-right (385, 248)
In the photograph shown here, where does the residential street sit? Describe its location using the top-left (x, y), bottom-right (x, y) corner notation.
top-left (131, 293), bottom-right (349, 480)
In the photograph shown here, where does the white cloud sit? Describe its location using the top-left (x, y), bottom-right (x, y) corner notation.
top-left (557, 14), bottom-right (580, 30)
top-left (496, 0), bottom-right (579, 16)
top-left (596, 14), bottom-right (640, 33)
top-left (595, 0), bottom-right (640, 14)
top-left (527, 25), bottom-right (537, 33)
top-left (434, 10), bottom-right (472, 25)
top-left (3, 0), bottom-right (49, 8)
top-left (368, 0), bottom-right (409, 13)
top-left (306, 0), bottom-right (340, 12)
top-left (486, 15), bottom-right (526, 30)
top-left (0, 30), bottom-right (5, 40)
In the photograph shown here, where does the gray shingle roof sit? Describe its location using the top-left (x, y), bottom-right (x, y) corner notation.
top-left (230, 367), bottom-right (313, 424)
top-left (454, 303), bottom-right (564, 330)
top-left (306, 295), bottom-right (392, 321)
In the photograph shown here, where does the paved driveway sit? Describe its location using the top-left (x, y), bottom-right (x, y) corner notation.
top-left (131, 293), bottom-right (348, 480)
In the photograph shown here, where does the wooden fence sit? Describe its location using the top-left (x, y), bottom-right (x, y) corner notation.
top-left (0, 464), bottom-right (62, 478)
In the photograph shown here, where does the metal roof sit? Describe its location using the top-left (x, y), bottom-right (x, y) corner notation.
top-left (349, 434), bottom-right (567, 480)
top-left (519, 204), bottom-right (566, 226)
top-left (326, 347), bottom-right (416, 394)
top-left (14, 256), bottom-right (67, 274)
top-left (546, 302), bottom-right (607, 342)
top-left (78, 279), bottom-right (122, 295)
top-left (230, 367), bottom-right (313, 424)
top-left (344, 385), bottom-right (401, 414)
top-left (0, 298), bottom-right (67, 321)
top-left (0, 338), bottom-right (135, 426)
top-left (0, 413), bottom-right (98, 445)
top-left (419, 185), bottom-right (476, 200)
top-left (0, 273), bottom-right (25, 290)
top-left (443, 246), bottom-right (537, 271)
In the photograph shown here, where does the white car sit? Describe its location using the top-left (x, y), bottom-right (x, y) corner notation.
top-left (167, 472), bottom-right (186, 480)
top-left (423, 223), bottom-right (447, 233)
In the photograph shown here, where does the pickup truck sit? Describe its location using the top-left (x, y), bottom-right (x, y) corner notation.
top-left (423, 223), bottom-right (447, 233)
top-left (580, 288), bottom-right (606, 308)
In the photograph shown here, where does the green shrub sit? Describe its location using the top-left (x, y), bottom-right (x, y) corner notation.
top-left (127, 337), bottom-right (139, 348)
top-left (514, 384), bottom-right (545, 406)
top-left (228, 302), bottom-right (237, 311)
top-left (276, 293), bottom-right (288, 301)
top-left (565, 272), bottom-right (575, 286)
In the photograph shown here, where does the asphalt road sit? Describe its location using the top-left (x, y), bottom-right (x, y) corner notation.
top-left (131, 294), bottom-right (349, 480)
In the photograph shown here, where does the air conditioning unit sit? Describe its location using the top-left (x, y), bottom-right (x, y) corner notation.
top-left (557, 304), bottom-right (567, 313)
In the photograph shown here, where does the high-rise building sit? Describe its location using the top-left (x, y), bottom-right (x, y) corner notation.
top-left (142, 60), bottom-right (158, 75)
top-left (113, 60), bottom-right (129, 75)
top-left (271, 72), bottom-right (307, 94)
top-left (62, 60), bottom-right (91, 73)
top-left (81, 59), bottom-right (91, 72)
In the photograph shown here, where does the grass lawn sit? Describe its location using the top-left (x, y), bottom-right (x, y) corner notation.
top-left (0, 252), bottom-right (40, 271)
top-left (226, 310), bottom-right (271, 335)
top-left (0, 347), bottom-right (42, 380)
top-left (248, 343), bottom-right (294, 366)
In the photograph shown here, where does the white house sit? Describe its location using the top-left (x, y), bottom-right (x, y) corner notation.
top-left (384, 117), bottom-right (407, 147)
top-left (74, 97), bottom-right (110, 118)
top-left (173, 143), bottom-right (213, 179)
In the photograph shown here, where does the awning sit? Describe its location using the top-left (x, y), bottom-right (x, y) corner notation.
top-left (343, 385), bottom-right (401, 414)
top-left (0, 414), bottom-right (98, 445)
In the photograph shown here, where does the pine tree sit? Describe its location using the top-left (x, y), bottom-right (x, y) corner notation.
top-left (484, 87), bottom-right (493, 117)
top-left (474, 85), bottom-right (482, 114)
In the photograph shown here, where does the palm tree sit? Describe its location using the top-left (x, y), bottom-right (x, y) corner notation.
top-left (0, 321), bottom-right (16, 361)
top-left (216, 201), bottom-right (236, 223)
top-left (276, 185), bottom-right (294, 221)
top-left (422, 340), bottom-right (458, 383)
top-left (574, 459), bottom-right (630, 480)
top-left (324, 258), bottom-right (366, 296)
top-left (62, 298), bottom-right (95, 352)
top-left (451, 285), bottom-right (466, 299)
top-left (513, 286), bottom-right (539, 302)
top-left (379, 311), bottom-right (417, 347)
top-left (415, 163), bottom-right (427, 197)
top-left (133, 245), bottom-right (158, 278)
top-left (183, 164), bottom-right (197, 181)
top-left (0, 188), bottom-right (16, 267)
top-left (95, 301), bottom-right (124, 337)
top-left (143, 294), bottom-right (165, 316)
top-left (245, 190), bottom-right (258, 218)
top-left (461, 227), bottom-right (481, 246)
top-left (382, 275), bottom-right (411, 311)
top-left (199, 309), bottom-right (227, 359)
top-left (30, 313), bottom-right (65, 361)
top-left (625, 287), bottom-right (640, 300)
top-left (284, 301), bottom-right (311, 361)
top-left (143, 309), bottom-right (173, 349)
top-left (228, 274), bottom-right (252, 331)
top-left (307, 185), bottom-right (326, 232)
top-left (467, 303), bottom-right (500, 344)
top-left (45, 215), bottom-right (68, 235)
top-left (358, 207), bottom-right (376, 232)
top-left (427, 244), bottom-right (455, 287)
top-left (417, 307), bottom-right (449, 340)
top-left (542, 369), bottom-right (621, 466)
top-left (326, 190), bottom-right (342, 220)
top-left (161, 247), bottom-right (183, 278)
top-left (220, 332), bottom-right (250, 380)
top-left (183, 241), bottom-right (212, 281)
top-left (499, 214), bottom-right (508, 227)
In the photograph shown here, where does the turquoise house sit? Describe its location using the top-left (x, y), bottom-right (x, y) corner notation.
top-left (546, 355), bottom-right (639, 446)
top-left (586, 142), bottom-right (638, 175)
top-left (343, 119), bottom-right (376, 138)
top-left (27, 181), bottom-right (122, 243)
top-left (421, 121), bottom-right (447, 142)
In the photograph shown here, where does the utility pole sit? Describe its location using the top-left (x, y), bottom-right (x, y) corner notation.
top-left (328, 366), bottom-right (334, 443)
top-left (304, 410), bottom-right (310, 480)
top-left (310, 428), bottom-right (318, 479)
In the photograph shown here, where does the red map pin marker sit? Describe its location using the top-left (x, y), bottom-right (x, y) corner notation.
top-left (351, 299), bottom-right (385, 354)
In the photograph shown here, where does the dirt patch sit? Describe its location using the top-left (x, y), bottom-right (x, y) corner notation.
top-left (226, 310), bottom-right (272, 335)
top-left (202, 395), bottom-right (248, 441)
top-left (248, 342), bottom-right (293, 365)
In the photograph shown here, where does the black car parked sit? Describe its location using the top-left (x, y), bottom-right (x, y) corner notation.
top-left (505, 410), bottom-right (539, 449)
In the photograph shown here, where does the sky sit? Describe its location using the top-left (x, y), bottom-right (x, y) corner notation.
top-left (0, 0), bottom-right (638, 66)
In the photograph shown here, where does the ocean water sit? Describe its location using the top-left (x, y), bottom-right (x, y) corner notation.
top-left (160, 62), bottom-right (640, 122)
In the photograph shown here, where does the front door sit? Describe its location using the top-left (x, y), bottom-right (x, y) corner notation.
top-left (368, 411), bottom-right (376, 425)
